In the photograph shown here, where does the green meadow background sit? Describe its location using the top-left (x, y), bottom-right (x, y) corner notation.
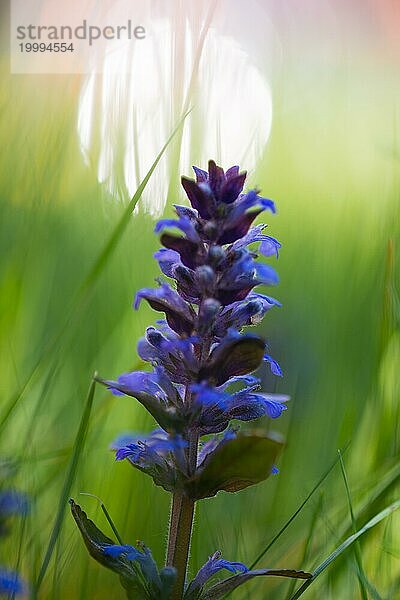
top-left (1, 10), bottom-right (400, 600)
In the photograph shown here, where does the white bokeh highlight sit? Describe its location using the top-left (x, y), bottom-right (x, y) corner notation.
top-left (78, 3), bottom-right (273, 215)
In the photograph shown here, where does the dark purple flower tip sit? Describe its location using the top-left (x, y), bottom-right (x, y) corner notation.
top-left (208, 160), bottom-right (226, 197)
top-left (181, 176), bottom-right (214, 219)
top-left (191, 160), bottom-right (247, 205)
top-left (220, 172), bottom-right (247, 204)
top-left (218, 192), bottom-right (276, 245)
top-left (192, 165), bottom-right (208, 183)
top-left (225, 165), bottom-right (240, 179)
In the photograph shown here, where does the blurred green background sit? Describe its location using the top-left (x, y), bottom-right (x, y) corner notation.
top-left (1, 1), bottom-right (400, 598)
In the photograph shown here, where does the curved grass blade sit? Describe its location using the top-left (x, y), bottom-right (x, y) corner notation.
top-left (80, 492), bottom-right (123, 545)
top-left (338, 450), bottom-right (369, 600)
top-left (249, 445), bottom-right (349, 570)
top-left (0, 110), bottom-right (190, 434)
top-left (336, 458), bottom-right (400, 543)
top-left (166, 0), bottom-right (217, 195)
top-left (76, 109), bottom-right (191, 297)
top-left (285, 493), bottom-right (324, 600)
top-left (288, 498), bottom-right (400, 600)
top-left (33, 373), bottom-right (97, 596)
top-left (10, 514), bottom-right (28, 600)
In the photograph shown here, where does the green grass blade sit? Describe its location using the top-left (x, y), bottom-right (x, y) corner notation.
top-left (79, 492), bottom-right (124, 545)
top-left (0, 110), bottom-right (190, 433)
top-left (285, 493), bottom-right (324, 600)
top-left (336, 459), bottom-right (400, 544)
top-left (33, 374), bottom-right (97, 595)
top-left (338, 450), bottom-right (369, 600)
top-left (10, 515), bottom-right (28, 600)
top-left (288, 499), bottom-right (400, 600)
top-left (76, 109), bottom-right (191, 296)
top-left (249, 445), bottom-right (349, 570)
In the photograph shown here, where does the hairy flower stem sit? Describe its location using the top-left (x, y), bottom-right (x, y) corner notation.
top-left (167, 431), bottom-right (199, 599)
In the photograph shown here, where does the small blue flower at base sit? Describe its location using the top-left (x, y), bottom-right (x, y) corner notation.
top-left (104, 542), bottom-right (168, 594)
top-left (104, 544), bottom-right (142, 562)
top-left (0, 568), bottom-right (26, 595)
top-left (185, 551), bottom-right (248, 595)
top-left (0, 490), bottom-right (29, 517)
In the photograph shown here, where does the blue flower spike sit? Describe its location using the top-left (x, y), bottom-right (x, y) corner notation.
top-left (72, 161), bottom-right (311, 599)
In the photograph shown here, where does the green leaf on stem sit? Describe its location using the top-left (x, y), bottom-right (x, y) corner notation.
top-left (200, 569), bottom-right (311, 599)
top-left (187, 432), bottom-right (284, 500)
top-left (69, 499), bottom-right (148, 599)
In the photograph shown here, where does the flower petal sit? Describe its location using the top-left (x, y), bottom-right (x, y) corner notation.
top-left (199, 334), bottom-right (266, 386)
top-left (134, 284), bottom-right (194, 336)
top-left (185, 551), bottom-right (248, 598)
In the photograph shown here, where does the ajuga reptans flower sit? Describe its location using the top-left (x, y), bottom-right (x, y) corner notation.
top-left (71, 160), bottom-right (311, 599)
